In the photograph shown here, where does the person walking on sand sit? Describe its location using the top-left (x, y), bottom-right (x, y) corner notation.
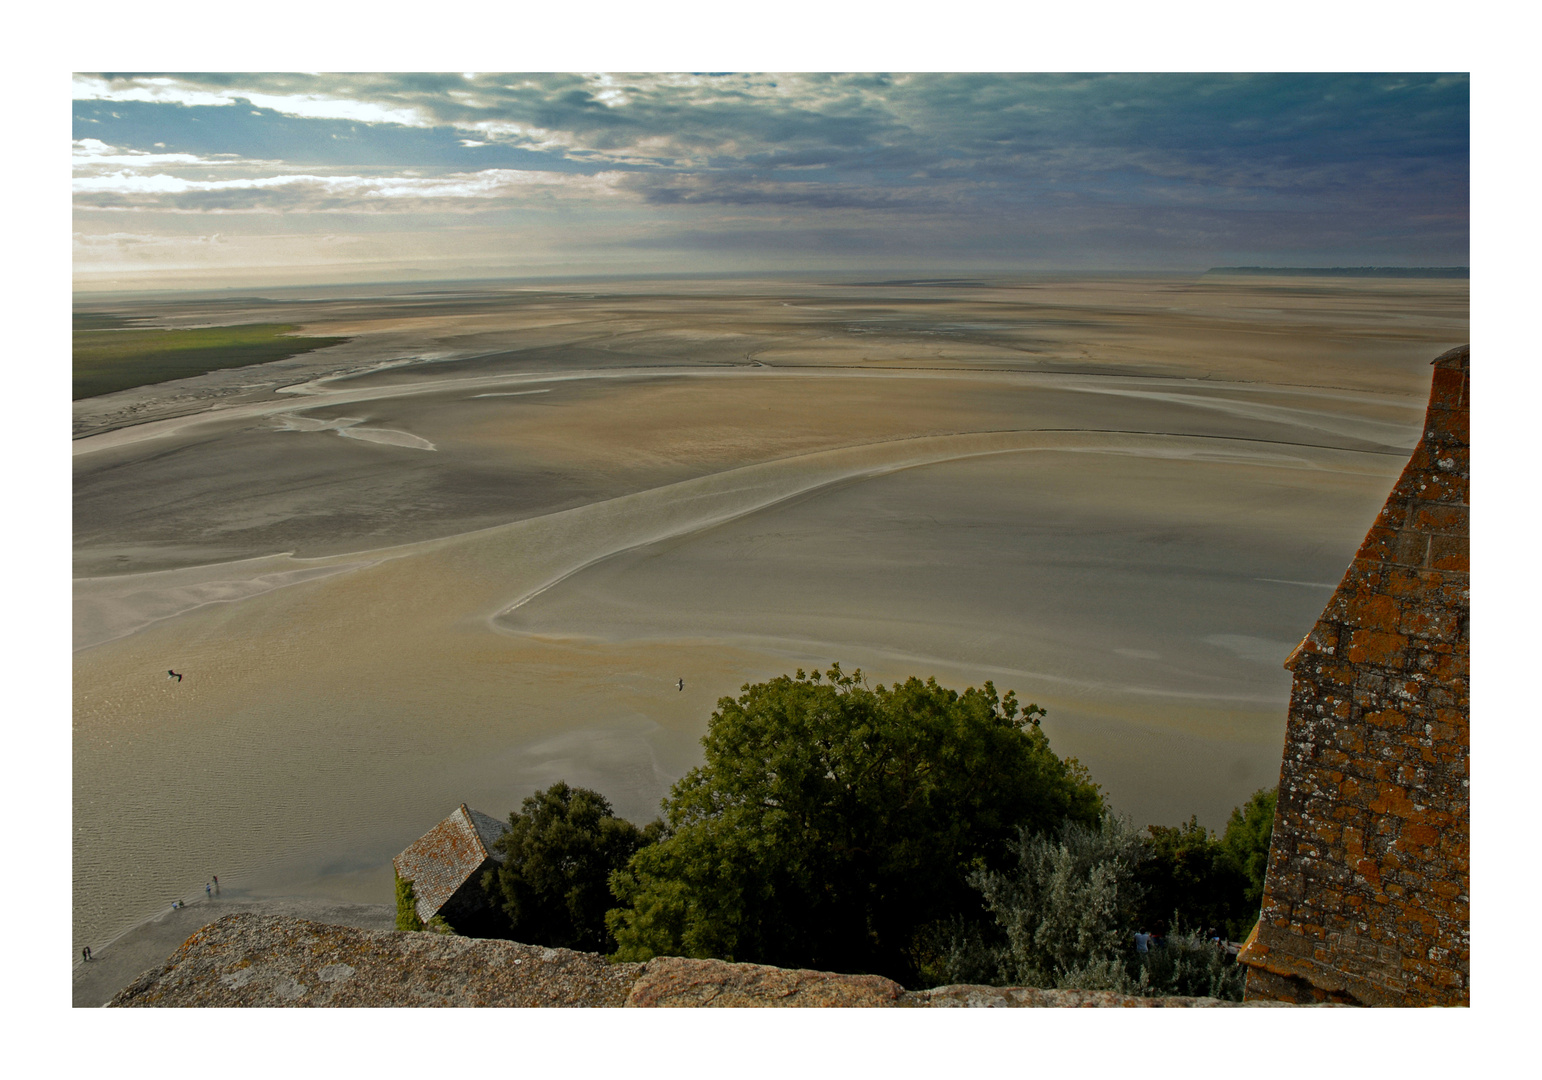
top-left (82, 946), bottom-right (92, 962)
top-left (206, 882), bottom-right (212, 898)
top-left (212, 875), bottom-right (218, 892)
top-left (167, 670), bottom-right (182, 682)
top-left (677, 678), bottom-right (684, 691)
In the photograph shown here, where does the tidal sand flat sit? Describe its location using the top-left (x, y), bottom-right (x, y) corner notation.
top-left (72, 275), bottom-right (1468, 958)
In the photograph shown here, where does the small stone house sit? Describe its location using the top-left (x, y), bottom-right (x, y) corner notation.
top-left (1238, 345), bottom-right (1469, 1005)
top-left (393, 804), bottom-right (510, 928)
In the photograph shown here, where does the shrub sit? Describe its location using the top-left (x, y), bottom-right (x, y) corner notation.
top-left (945, 818), bottom-right (1250, 1000)
top-left (396, 872), bottom-right (458, 934)
top-left (948, 817), bottom-right (1145, 991)
top-left (1135, 925), bottom-right (1245, 1000)
top-left (395, 873), bottom-right (425, 932)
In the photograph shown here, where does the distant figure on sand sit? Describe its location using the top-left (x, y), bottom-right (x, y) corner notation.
top-left (82, 946), bottom-right (92, 962)
top-left (206, 882), bottom-right (212, 897)
top-left (678, 678), bottom-right (684, 691)
top-left (167, 670), bottom-right (182, 682)
top-left (212, 875), bottom-right (218, 891)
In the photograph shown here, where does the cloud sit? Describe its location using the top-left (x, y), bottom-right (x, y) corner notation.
top-left (73, 75), bottom-right (432, 127)
top-left (72, 138), bottom-right (277, 171)
top-left (71, 73), bottom-right (1469, 275)
top-left (621, 171), bottom-right (974, 211)
top-left (74, 72), bottom-right (1468, 196)
top-left (72, 166), bottom-right (630, 212)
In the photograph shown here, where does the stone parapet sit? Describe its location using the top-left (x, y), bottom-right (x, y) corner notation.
top-left (110, 914), bottom-right (1331, 1007)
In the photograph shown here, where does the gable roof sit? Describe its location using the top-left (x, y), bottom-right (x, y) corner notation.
top-left (392, 804), bottom-right (509, 923)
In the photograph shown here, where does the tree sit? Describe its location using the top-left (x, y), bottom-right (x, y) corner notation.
top-left (1221, 787), bottom-right (1277, 910)
top-left (606, 664), bottom-right (1103, 985)
top-left (1135, 790), bottom-right (1279, 943)
top-left (1134, 816), bottom-right (1252, 940)
top-left (484, 781), bottom-right (658, 952)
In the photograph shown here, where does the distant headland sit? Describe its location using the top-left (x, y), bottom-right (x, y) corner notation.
top-left (1204, 266), bottom-right (1468, 279)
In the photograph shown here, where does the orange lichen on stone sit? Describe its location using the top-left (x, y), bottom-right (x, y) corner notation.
top-left (1345, 629), bottom-right (1410, 667)
top-left (1241, 346), bottom-right (1468, 1008)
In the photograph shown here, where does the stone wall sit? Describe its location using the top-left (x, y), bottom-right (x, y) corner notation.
top-left (110, 914), bottom-right (1334, 1007)
top-left (1239, 345), bottom-right (1469, 1006)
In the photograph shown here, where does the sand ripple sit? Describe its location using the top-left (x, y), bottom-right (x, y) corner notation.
top-left (272, 414), bottom-right (435, 450)
top-left (74, 554), bottom-right (379, 651)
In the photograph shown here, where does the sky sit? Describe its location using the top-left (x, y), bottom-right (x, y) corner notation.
top-left (70, 72), bottom-right (1469, 290)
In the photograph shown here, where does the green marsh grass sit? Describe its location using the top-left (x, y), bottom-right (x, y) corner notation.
top-left (72, 321), bottom-right (348, 400)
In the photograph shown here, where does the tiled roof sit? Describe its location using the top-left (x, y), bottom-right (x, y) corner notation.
top-left (392, 804), bottom-right (509, 923)
top-left (465, 807), bottom-right (510, 857)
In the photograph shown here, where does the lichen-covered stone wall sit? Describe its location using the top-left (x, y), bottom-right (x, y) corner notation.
top-left (1239, 345), bottom-right (1469, 1006)
top-left (110, 914), bottom-right (1334, 1007)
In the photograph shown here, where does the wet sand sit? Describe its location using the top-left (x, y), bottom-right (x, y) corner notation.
top-left (73, 274), bottom-right (1468, 966)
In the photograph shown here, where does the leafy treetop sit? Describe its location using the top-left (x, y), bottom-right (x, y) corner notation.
top-left (485, 781), bottom-right (658, 953)
top-left (607, 664), bottom-right (1103, 984)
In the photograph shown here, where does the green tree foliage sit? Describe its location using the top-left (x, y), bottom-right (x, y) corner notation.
top-left (1222, 787), bottom-right (1277, 909)
top-left (1134, 817), bottom-right (1252, 940)
top-left (606, 664), bottom-right (1103, 985)
top-left (1134, 788), bottom-right (1277, 942)
top-left (485, 781), bottom-right (658, 952)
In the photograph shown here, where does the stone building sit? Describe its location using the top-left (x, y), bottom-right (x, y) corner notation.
top-left (393, 803), bottom-right (510, 929)
top-left (1238, 346), bottom-right (1469, 1005)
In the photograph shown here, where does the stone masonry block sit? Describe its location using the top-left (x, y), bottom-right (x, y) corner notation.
top-left (1346, 628), bottom-right (1409, 669)
top-left (1392, 530), bottom-right (1431, 567)
top-left (1398, 607), bottom-right (1462, 643)
top-left (1356, 526), bottom-right (1398, 563)
top-left (1409, 502), bottom-right (1467, 535)
top-left (1429, 366), bottom-right (1464, 409)
top-left (1428, 535), bottom-right (1468, 573)
top-left (1344, 591), bottom-right (1401, 631)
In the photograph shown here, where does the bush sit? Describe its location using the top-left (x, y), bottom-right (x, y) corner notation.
top-left (942, 819), bottom-right (1246, 1000)
top-left (395, 873), bottom-right (425, 932)
top-left (947, 817), bottom-right (1145, 991)
top-left (606, 665), bottom-right (1103, 985)
top-left (1135, 925), bottom-right (1245, 1000)
top-left (394, 873), bottom-right (458, 935)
